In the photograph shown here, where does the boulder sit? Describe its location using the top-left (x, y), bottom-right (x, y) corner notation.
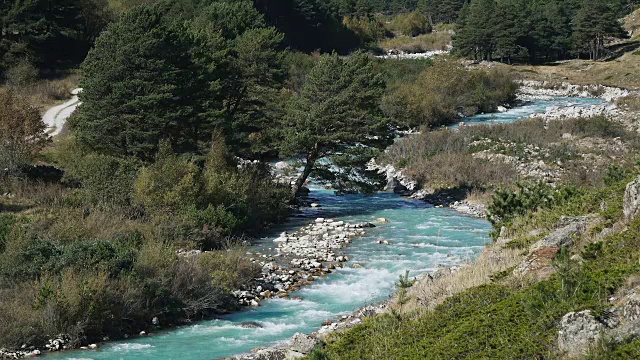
top-left (252, 348), bottom-right (288, 360)
top-left (558, 310), bottom-right (604, 358)
top-left (240, 321), bottom-right (264, 329)
top-left (289, 333), bottom-right (318, 354)
top-left (375, 218), bottom-right (389, 223)
top-left (274, 161), bottom-right (292, 171)
top-left (529, 216), bottom-right (588, 252)
top-left (624, 176), bottom-right (640, 223)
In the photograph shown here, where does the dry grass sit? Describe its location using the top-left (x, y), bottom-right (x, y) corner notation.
top-left (512, 51), bottom-right (640, 90)
top-left (1, 74), bottom-right (79, 112)
top-left (397, 243), bottom-right (523, 314)
top-left (616, 94), bottom-right (640, 112)
top-left (379, 32), bottom-right (451, 53)
top-left (466, 188), bottom-right (494, 205)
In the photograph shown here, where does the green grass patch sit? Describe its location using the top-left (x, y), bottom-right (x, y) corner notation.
top-left (323, 177), bottom-right (640, 359)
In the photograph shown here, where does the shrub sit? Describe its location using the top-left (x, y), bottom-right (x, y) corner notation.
top-left (487, 181), bottom-right (580, 230)
top-left (343, 16), bottom-right (389, 44)
top-left (200, 247), bottom-right (260, 292)
top-left (0, 214), bottom-right (16, 252)
top-left (133, 144), bottom-right (202, 214)
top-left (384, 59), bottom-right (517, 129)
top-left (388, 12), bottom-right (432, 37)
top-left (0, 90), bottom-right (49, 177)
top-left (64, 152), bottom-right (140, 207)
top-left (5, 61), bottom-right (39, 88)
top-left (379, 32), bottom-right (451, 53)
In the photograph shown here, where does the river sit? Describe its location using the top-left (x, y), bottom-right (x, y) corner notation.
top-left (45, 96), bottom-right (605, 360)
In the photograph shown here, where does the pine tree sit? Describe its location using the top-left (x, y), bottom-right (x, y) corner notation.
top-left (454, 0), bottom-right (497, 61)
top-left (573, 0), bottom-right (625, 60)
top-left (0, 0), bottom-right (110, 71)
top-left (71, 4), bottom-right (223, 162)
top-left (278, 53), bottom-right (391, 198)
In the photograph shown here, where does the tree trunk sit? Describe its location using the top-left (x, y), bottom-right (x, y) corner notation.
top-left (290, 144), bottom-right (319, 200)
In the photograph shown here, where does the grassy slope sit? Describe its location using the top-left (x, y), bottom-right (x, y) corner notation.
top-left (321, 176), bottom-right (640, 359)
top-left (508, 8), bottom-right (640, 90)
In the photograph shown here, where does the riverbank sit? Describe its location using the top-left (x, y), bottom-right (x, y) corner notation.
top-left (373, 81), bottom-right (637, 220)
top-left (317, 163), bottom-right (640, 359)
top-left (230, 217), bottom-right (375, 308)
top-left (32, 190), bottom-right (489, 360)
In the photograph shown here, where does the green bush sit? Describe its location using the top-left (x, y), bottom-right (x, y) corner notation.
top-left (0, 214), bottom-right (16, 252)
top-left (133, 144), bottom-right (202, 214)
top-left (64, 152), bottom-right (140, 207)
top-left (384, 59), bottom-right (517, 129)
top-left (4, 61), bottom-right (39, 88)
top-left (388, 12), bottom-right (432, 37)
top-left (487, 181), bottom-right (580, 231)
top-left (343, 16), bottom-right (389, 44)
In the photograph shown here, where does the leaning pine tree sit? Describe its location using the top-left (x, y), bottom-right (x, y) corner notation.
top-left (278, 53), bottom-right (392, 198)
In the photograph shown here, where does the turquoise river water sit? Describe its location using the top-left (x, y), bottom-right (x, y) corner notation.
top-left (46, 96), bottom-right (604, 360)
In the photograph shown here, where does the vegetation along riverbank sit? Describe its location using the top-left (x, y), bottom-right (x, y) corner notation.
top-left (1, 0), bottom-right (640, 359)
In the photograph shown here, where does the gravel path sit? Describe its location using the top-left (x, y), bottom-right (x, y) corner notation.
top-left (42, 88), bottom-right (82, 137)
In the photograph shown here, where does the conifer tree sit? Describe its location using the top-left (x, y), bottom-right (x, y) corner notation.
top-left (71, 5), bottom-right (222, 161)
top-left (278, 53), bottom-right (391, 197)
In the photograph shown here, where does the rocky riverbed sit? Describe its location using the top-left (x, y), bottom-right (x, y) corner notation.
top-left (230, 218), bottom-right (379, 307)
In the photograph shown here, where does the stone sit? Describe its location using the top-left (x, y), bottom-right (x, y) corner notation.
top-left (375, 218), bottom-right (389, 223)
top-left (88, 344), bottom-right (98, 349)
top-left (274, 161), bottom-right (292, 171)
top-left (624, 176), bottom-right (640, 223)
top-left (24, 350), bottom-right (41, 358)
top-left (152, 316), bottom-right (159, 326)
top-left (139, 331), bottom-right (146, 336)
top-left (289, 333), bottom-right (318, 354)
top-left (240, 321), bottom-right (264, 329)
top-left (253, 348), bottom-right (288, 360)
top-left (529, 217), bottom-right (589, 252)
top-left (310, 203), bottom-right (321, 208)
top-left (314, 218), bottom-right (325, 224)
top-left (558, 310), bottom-right (604, 358)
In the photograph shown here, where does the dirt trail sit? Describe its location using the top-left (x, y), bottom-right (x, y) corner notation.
top-left (42, 88), bottom-right (82, 136)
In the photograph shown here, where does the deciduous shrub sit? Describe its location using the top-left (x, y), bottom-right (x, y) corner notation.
top-left (133, 147), bottom-right (202, 214)
top-left (0, 90), bottom-right (48, 176)
top-left (388, 11), bottom-right (432, 37)
top-left (64, 152), bottom-right (140, 207)
top-left (343, 16), bottom-right (389, 44)
top-left (383, 59), bottom-right (517, 128)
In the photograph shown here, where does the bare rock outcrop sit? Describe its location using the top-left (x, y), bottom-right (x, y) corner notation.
top-left (514, 216), bottom-right (591, 278)
top-left (558, 310), bottom-right (605, 358)
top-left (624, 176), bottom-right (640, 223)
